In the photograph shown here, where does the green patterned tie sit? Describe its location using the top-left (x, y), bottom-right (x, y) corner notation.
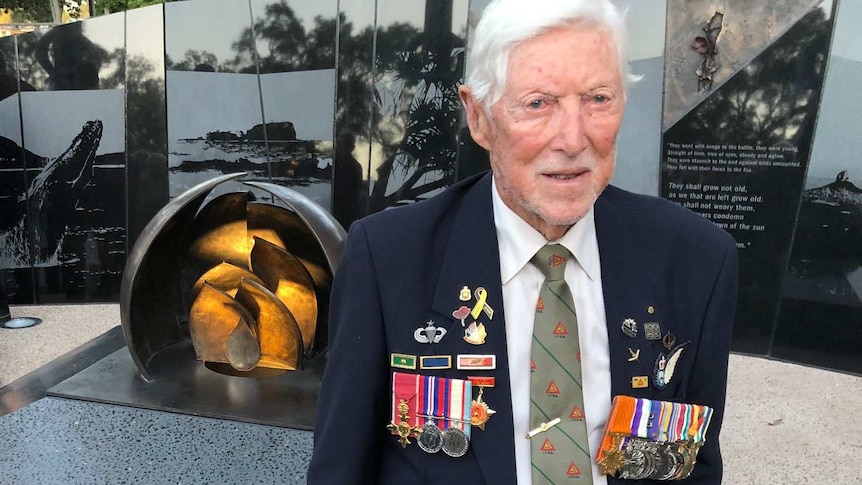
top-left (529, 244), bottom-right (593, 483)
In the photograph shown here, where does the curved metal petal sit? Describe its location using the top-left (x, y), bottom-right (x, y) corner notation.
top-left (189, 282), bottom-right (258, 366)
top-left (226, 317), bottom-right (262, 372)
top-left (121, 172), bottom-right (245, 381)
top-left (191, 261), bottom-right (265, 301)
top-left (250, 236), bottom-right (317, 354)
top-left (247, 202), bottom-right (330, 292)
top-left (186, 191), bottom-right (253, 271)
top-left (243, 181), bottom-right (347, 275)
top-left (233, 278), bottom-right (303, 371)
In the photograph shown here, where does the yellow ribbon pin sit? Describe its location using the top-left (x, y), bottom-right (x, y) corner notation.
top-left (470, 287), bottom-right (494, 320)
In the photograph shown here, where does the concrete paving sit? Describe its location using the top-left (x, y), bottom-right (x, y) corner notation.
top-left (0, 304), bottom-right (119, 386)
top-left (1, 304), bottom-right (860, 483)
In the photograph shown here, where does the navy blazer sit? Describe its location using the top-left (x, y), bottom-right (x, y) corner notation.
top-left (308, 172), bottom-right (737, 485)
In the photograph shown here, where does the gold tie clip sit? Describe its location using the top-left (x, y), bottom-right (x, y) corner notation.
top-left (526, 417), bottom-right (561, 439)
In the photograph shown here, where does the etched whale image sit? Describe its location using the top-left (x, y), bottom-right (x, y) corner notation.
top-left (0, 120), bottom-right (102, 268)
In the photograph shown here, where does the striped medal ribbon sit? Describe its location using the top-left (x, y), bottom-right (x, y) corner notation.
top-left (415, 375), bottom-right (472, 457)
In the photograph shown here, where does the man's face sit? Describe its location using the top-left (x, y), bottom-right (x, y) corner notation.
top-left (460, 25), bottom-right (625, 239)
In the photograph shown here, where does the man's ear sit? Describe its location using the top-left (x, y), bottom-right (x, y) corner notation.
top-left (458, 85), bottom-right (493, 151)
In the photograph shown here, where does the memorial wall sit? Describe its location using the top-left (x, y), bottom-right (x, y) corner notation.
top-left (0, 0), bottom-right (858, 373)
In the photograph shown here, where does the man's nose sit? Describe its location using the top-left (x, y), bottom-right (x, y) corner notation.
top-left (550, 102), bottom-right (587, 157)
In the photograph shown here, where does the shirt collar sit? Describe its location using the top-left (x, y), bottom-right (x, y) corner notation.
top-left (492, 175), bottom-right (600, 284)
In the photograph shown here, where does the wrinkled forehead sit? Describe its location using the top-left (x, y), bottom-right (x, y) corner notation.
top-left (503, 23), bottom-right (620, 82)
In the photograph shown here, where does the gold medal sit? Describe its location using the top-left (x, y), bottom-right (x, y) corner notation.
top-left (469, 387), bottom-right (496, 430)
top-left (386, 419), bottom-right (420, 447)
top-left (597, 434), bottom-right (625, 476)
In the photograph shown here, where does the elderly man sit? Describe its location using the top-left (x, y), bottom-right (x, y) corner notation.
top-left (308, 0), bottom-right (737, 484)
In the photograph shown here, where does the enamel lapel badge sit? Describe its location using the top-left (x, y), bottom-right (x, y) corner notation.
top-left (452, 285), bottom-right (495, 345)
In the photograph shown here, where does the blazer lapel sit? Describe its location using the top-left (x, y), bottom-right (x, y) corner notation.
top-left (431, 173), bottom-right (517, 485)
top-left (594, 191), bottom-right (662, 399)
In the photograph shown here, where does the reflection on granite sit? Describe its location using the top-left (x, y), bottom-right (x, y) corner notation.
top-left (663, 0), bottom-right (822, 129)
top-left (165, 0), bottom-right (256, 73)
top-left (11, 13), bottom-right (127, 304)
top-left (771, 0), bottom-right (862, 373)
top-left (368, 0), bottom-right (469, 213)
top-left (0, 398), bottom-right (312, 484)
top-left (661, 5), bottom-right (835, 354)
top-left (126, 4), bottom-right (169, 248)
top-left (332, 0), bottom-right (375, 227)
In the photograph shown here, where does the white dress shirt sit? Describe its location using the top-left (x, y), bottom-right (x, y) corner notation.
top-left (492, 178), bottom-right (611, 485)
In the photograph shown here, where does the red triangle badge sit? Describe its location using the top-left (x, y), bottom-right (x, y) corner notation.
top-left (552, 254), bottom-right (565, 267)
top-left (540, 438), bottom-right (556, 452)
top-left (553, 321), bottom-right (568, 336)
top-left (536, 297), bottom-right (545, 312)
top-left (546, 380), bottom-right (560, 395)
top-left (569, 405), bottom-right (585, 420)
top-left (530, 359), bottom-right (537, 371)
top-left (567, 462), bottom-right (581, 477)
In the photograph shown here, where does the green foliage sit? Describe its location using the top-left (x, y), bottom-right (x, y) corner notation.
top-left (1, 1), bottom-right (54, 22)
top-left (94, 0), bottom-right (179, 16)
top-left (0, 0), bottom-right (179, 21)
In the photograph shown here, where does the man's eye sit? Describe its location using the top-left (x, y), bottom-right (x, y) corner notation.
top-left (528, 99), bottom-right (545, 109)
top-left (593, 94), bottom-right (608, 103)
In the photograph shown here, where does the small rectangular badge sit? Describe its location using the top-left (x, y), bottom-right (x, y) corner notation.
top-left (632, 376), bottom-right (649, 389)
top-left (420, 355), bottom-right (452, 370)
top-left (468, 376), bottom-right (496, 388)
top-left (391, 353), bottom-right (417, 370)
top-left (457, 354), bottom-right (496, 370)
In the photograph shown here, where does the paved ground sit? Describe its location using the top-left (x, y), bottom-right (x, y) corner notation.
top-left (1, 304), bottom-right (860, 483)
top-left (0, 304), bottom-right (119, 386)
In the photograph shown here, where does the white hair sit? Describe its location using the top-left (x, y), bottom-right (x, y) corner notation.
top-left (466, 0), bottom-right (639, 109)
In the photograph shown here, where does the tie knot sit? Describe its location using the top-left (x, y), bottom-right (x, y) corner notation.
top-left (531, 244), bottom-right (571, 281)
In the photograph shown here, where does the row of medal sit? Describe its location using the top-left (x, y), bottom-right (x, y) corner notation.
top-left (388, 372), bottom-right (495, 457)
top-left (596, 395), bottom-right (713, 480)
top-left (387, 285), bottom-right (499, 453)
top-left (610, 437), bottom-right (700, 480)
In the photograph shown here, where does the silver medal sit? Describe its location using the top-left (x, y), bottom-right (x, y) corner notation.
top-left (417, 422), bottom-right (443, 453)
top-left (441, 427), bottom-right (469, 457)
top-left (651, 443), bottom-right (683, 480)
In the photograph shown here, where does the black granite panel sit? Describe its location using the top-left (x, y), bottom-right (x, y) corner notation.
top-left (772, 0), bottom-right (862, 374)
top-left (659, 6), bottom-right (835, 355)
top-left (15, 14), bottom-right (127, 304)
top-left (0, 280), bottom-right (8, 322)
top-left (331, 0), bottom-right (375, 228)
top-left (454, 0), bottom-right (491, 183)
top-left (367, 0), bottom-right (469, 213)
top-left (126, 4), bottom-right (170, 249)
top-left (164, 0), bottom-right (255, 74)
top-left (249, 0), bottom-right (338, 75)
top-left (0, 35), bottom-right (35, 304)
top-left (164, 0), bottom-right (270, 200)
top-left (251, 0), bottom-right (338, 211)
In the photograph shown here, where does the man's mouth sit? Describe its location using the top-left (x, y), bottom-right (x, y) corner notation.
top-left (544, 170), bottom-right (587, 181)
